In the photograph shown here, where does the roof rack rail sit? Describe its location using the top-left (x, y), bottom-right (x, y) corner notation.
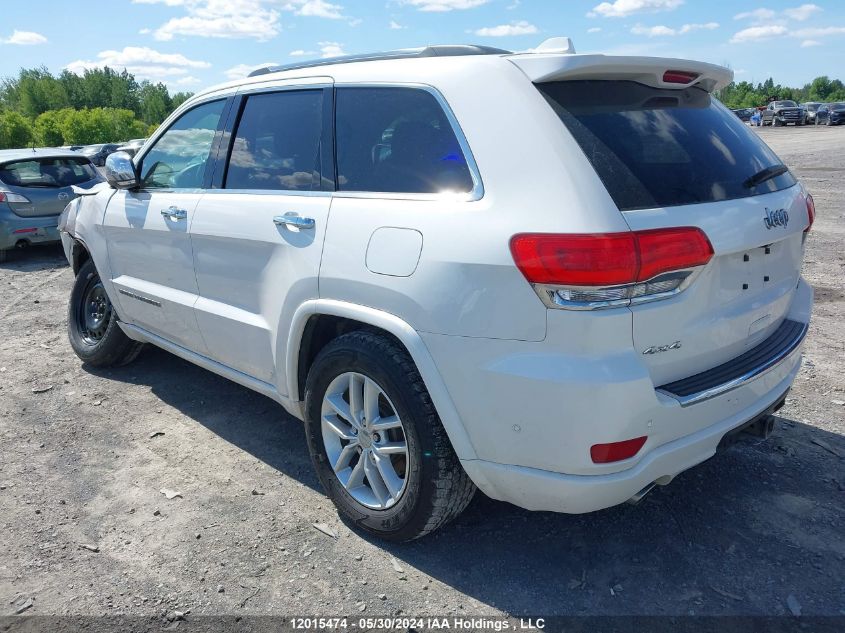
top-left (247, 45), bottom-right (512, 77)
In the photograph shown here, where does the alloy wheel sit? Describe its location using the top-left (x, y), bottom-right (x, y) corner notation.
top-left (320, 372), bottom-right (409, 510)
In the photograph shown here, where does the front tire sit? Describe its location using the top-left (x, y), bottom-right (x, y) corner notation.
top-left (68, 258), bottom-right (143, 367)
top-left (304, 331), bottom-right (475, 541)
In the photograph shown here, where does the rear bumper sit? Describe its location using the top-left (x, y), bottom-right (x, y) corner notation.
top-left (460, 364), bottom-right (798, 513)
top-left (423, 278), bottom-right (812, 513)
top-left (0, 210), bottom-right (61, 250)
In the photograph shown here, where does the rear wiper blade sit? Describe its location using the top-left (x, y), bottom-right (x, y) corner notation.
top-left (743, 164), bottom-right (789, 189)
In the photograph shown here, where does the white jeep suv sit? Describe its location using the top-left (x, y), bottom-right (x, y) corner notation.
top-left (59, 40), bottom-right (814, 541)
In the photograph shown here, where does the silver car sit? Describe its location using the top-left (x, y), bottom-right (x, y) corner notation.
top-left (0, 149), bottom-right (103, 261)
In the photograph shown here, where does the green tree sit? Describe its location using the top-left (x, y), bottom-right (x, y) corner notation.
top-left (137, 81), bottom-right (172, 124)
top-left (171, 91), bottom-right (193, 111)
top-left (33, 110), bottom-right (65, 146)
top-left (0, 111), bottom-right (33, 148)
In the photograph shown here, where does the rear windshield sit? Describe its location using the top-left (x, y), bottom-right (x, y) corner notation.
top-left (0, 157), bottom-right (100, 188)
top-left (538, 81), bottom-right (796, 211)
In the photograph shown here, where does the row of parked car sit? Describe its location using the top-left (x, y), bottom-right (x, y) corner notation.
top-left (732, 101), bottom-right (845, 126)
top-left (60, 138), bottom-right (147, 166)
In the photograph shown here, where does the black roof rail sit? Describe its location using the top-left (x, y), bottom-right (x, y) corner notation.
top-left (247, 45), bottom-right (512, 78)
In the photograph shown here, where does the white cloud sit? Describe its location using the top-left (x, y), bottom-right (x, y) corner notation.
top-left (631, 21), bottom-right (718, 36)
top-left (730, 24), bottom-right (788, 43)
top-left (319, 41), bottom-right (346, 57)
top-left (389, 20), bottom-right (405, 29)
top-left (587, 27), bottom-right (602, 33)
top-left (792, 26), bottom-right (845, 37)
top-left (2, 30), bottom-right (48, 45)
top-left (289, 49), bottom-right (317, 56)
top-left (173, 75), bottom-right (202, 85)
top-left (588, 0), bottom-right (683, 19)
top-left (631, 24), bottom-right (674, 36)
top-left (65, 46), bottom-right (210, 81)
top-left (733, 8), bottom-right (776, 22)
top-left (133, 0), bottom-right (189, 5)
top-left (143, 0), bottom-right (281, 41)
top-left (223, 62), bottom-right (278, 79)
top-left (283, 0), bottom-right (345, 19)
top-left (474, 21), bottom-right (538, 36)
top-left (401, 0), bottom-right (489, 12)
top-left (800, 39), bottom-right (821, 47)
top-left (507, 0), bottom-right (521, 8)
top-left (784, 3), bottom-right (822, 21)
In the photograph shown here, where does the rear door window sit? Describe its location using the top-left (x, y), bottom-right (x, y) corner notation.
top-left (334, 87), bottom-right (474, 194)
top-left (538, 80), bottom-right (796, 211)
top-left (223, 89), bottom-right (323, 191)
top-left (0, 157), bottom-right (100, 188)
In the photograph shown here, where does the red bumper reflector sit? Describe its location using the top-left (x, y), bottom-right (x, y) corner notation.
top-left (590, 436), bottom-right (648, 464)
top-left (12, 228), bottom-right (38, 234)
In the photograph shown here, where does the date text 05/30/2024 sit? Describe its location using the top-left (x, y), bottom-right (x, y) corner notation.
top-left (290, 617), bottom-right (546, 630)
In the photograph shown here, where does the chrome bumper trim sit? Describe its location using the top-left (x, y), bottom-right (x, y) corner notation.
top-left (656, 319), bottom-right (808, 407)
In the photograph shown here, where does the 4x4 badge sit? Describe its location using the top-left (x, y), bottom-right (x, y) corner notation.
top-left (764, 207), bottom-right (789, 230)
top-left (643, 341), bottom-right (682, 355)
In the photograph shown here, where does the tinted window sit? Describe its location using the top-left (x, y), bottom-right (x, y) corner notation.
top-left (224, 90), bottom-right (322, 191)
top-left (335, 87), bottom-right (473, 194)
top-left (140, 99), bottom-right (225, 189)
top-left (538, 81), bottom-right (796, 211)
top-left (0, 157), bottom-right (100, 188)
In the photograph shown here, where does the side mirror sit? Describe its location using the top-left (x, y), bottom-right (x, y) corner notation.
top-left (105, 151), bottom-right (138, 189)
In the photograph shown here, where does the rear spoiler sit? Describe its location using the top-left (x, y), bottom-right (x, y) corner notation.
top-left (507, 53), bottom-right (733, 92)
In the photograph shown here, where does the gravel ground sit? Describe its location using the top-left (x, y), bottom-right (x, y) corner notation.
top-left (0, 125), bottom-right (843, 623)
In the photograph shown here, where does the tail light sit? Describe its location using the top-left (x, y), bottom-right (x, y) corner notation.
top-left (804, 193), bottom-right (815, 233)
top-left (663, 70), bottom-right (699, 85)
top-left (0, 191), bottom-right (31, 204)
top-left (590, 436), bottom-right (647, 463)
top-left (510, 227), bottom-right (713, 310)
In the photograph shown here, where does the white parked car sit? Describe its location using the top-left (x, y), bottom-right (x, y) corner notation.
top-left (59, 39), bottom-right (814, 541)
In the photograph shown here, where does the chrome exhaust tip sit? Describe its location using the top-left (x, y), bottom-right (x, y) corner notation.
top-left (627, 481), bottom-right (657, 505)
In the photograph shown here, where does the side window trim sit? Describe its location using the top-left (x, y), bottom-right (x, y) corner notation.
top-left (212, 84), bottom-right (332, 195)
top-left (211, 94), bottom-right (245, 190)
top-left (331, 82), bottom-right (484, 201)
top-left (205, 95), bottom-right (238, 189)
top-left (135, 96), bottom-right (230, 192)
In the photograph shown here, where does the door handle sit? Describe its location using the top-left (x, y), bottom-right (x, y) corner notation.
top-left (273, 213), bottom-right (315, 230)
top-left (161, 206), bottom-right (187, 220)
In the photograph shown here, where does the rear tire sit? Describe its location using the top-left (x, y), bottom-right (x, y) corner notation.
top-left (68, 258), bottom-right (143, 367)
top-left (304, 331), bottom-right (475, 541)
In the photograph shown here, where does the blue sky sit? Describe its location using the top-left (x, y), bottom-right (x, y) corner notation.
top-left (1, 0), bottom-right (843, 91)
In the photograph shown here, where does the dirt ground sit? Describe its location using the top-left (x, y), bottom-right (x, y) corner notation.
top-left (0, 125), bottom-right (843, 623)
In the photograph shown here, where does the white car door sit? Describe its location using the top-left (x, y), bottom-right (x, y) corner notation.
top-left (189, 79), bottom-right (333, 389)
top-left (103, 98), bottom-right (229, 353)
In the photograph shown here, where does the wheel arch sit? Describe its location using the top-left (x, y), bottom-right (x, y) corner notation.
top-left (70, 238), bottom-right (91, 276)
top-left (286, 299), bottom-right (478, 460)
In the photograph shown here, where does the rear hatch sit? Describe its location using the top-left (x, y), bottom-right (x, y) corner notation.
top-left (0, 156), bottom-right (102, 217)
top-left (512, 55), bottom-right (810, 387)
